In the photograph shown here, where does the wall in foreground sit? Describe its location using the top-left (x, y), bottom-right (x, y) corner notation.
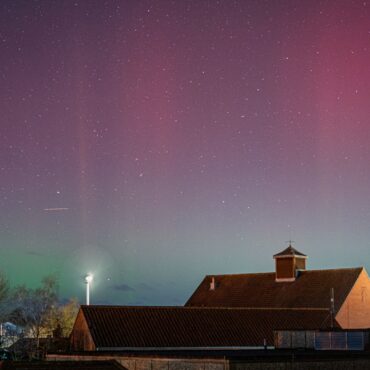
top-left (230, 359), bottom-right (370, 370)
top-left (47, 354), bottom-right (228, 370)
top-left (47, 353), bottom-right (370, 370)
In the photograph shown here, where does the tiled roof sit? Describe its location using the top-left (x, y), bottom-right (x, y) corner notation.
top-left (80, 305), bottom-right (332, 348)
top-left (0, 361), bottom-right (126, 370)
top-left (185, 268), bottom-right (363, 311)
top-left (273, 246), bottom-right (307, 258)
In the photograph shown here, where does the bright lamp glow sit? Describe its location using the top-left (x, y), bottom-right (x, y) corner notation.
top-left (85, 274), bottom-right (93, 283)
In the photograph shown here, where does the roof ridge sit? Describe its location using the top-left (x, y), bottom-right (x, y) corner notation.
top-left (204, 266), bottom-right (363, 278)
top-left (300, 266), bottom-right (363, 273)
top-left (82, 305), bottom-right (330, 311)
top-left (205, 271), bottom-right (275, 277)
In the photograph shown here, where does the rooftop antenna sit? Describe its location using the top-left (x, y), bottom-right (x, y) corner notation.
top-left (330, 288), bottom-right (335, 328)
top-left (286, 225), bottom-right (295, 247)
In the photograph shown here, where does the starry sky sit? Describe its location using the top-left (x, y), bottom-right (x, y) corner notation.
top-left (1, 0), bottom-right (370, 305)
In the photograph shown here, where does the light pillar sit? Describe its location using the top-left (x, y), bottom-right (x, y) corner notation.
top-left (84, 274), bottom-right (93, 305)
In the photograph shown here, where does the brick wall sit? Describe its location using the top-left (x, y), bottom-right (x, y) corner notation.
top-left (70, 310), bottom-right (96, 351)
top-left (46, 353), bottom-right (370, 370)
top-left (336, 268), bottom-right (370, 329)
top-left (275, 258), bottom-right (294, 279)
top-left (47, 354), bottom-right (228, 370)
top-left (230, 359), bottom-right (370, 370)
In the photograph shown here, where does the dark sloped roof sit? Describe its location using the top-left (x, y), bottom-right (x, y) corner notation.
top-left (80, 305), bottom-right (332, 348)
top-left (185, 268), bottom-right (363, 311)
top-left (273, 246), bottom-right (307, 258)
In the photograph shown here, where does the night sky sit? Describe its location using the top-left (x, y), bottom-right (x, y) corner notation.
top-left (2, 0), bottom-right (370, 305)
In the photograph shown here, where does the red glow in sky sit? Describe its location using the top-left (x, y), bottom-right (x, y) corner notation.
top-left (1, 1), bottom-right (370, 304)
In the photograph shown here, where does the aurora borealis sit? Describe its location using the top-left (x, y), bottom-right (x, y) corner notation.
top-left (1, 1), bottom-right (370, 304)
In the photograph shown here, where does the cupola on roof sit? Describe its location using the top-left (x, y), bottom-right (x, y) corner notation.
top-left (273, 243), bottom-right (307, 282)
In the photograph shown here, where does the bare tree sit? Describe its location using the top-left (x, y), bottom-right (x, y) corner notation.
top-left (11, 275), bottom-right (58, 347)
top-left (0, 271), bottom-right (10, 315)
top-left (44, 298), bottom-right (80, 338)
top-left (0, 271), bottom-right (11, 346)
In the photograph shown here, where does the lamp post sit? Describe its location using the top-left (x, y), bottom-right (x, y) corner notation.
top-left (85, 274), bottom-right (93, 305)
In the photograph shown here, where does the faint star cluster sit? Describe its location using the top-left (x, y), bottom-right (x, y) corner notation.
top-left (1, 0), bottom-right (370, 304)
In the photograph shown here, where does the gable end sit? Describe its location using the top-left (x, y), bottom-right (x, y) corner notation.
top-left (70, 308), bottom-right (96, 351)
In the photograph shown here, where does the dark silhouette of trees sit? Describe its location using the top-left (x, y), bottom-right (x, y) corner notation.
top-left (11, 275), bottom-right (59, 346)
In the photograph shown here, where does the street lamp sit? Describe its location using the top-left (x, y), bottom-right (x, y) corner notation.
top-left (84, 274), bottom-right (93, 305)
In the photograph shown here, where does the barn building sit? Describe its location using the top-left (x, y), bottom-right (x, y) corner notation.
top-left (48, 244), bottom-right (370, 369)
top-left (186, 245), bottom-right (370, 329)
top-left (66, 245), bottom-right (370, 352)
top-left (68, 244), bottom-right (370, 353)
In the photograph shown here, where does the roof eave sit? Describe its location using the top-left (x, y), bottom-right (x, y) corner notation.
top-left (96, 346), bottom-right (275, 351)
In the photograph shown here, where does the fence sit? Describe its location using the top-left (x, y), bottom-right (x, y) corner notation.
top-left (274, 330), bottom-right (369, 350)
